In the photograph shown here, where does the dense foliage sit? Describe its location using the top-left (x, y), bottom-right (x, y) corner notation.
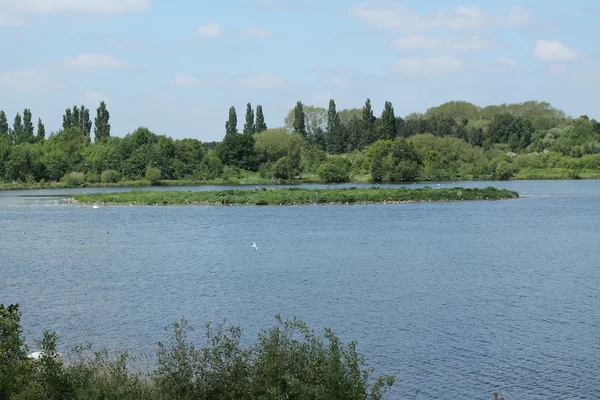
top-left (0, 304), bottom-right (394, 399)
top-left (2, 99), bottom-right (600, 188)
top-left (73, 186), bottom-right (518, 206)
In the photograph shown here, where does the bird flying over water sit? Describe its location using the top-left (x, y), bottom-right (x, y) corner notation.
top-left (251, 241), bottom-right (258, 250)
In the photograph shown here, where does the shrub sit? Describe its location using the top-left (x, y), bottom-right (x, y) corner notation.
top-left (145, 166), bottom-right (161, 184)
top-left (61, 172), bottom-right (85, 186)
top-left (273, 156), bottom-right (300, 180)
top-left (318, 157), bottom-right (351, 183)
top-left (85, 172), bottom-right (101, 183)
top-left (1, 305), bottom-right (395, 400)
top-left (495, 161), bottom-right (514, 180)
top-left (100, 169), bottom-right (121, 183)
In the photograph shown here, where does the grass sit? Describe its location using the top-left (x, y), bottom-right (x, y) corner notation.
top-left (72, 186), bottom-right (519, 206)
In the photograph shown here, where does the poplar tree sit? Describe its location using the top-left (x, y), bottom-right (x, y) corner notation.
top-left (22, 108), bottom-right (34, 143)
top-left (11, 113), bottom-right (23, 144)
top-left (379, 101), bottom-right (397, 140)
top-left (326, 99), bottom-right (342, 153)
top-left (94, 101), bottom-right (111, 142)
top-left (225, 106), bottom-right (238, 136)
top-left (255, 105), bottom-right (267, 133)
top-left (243, 102), bottom-right (255, 135)
top-left (293, 101), bottom-right (306, 137)
top-left (63, 108), bottom-right (73, 129)
top-left (37, 118), bottom-right (45, 142)
top-left (82, 106), bottom-right (92, 137)
top-left (361, 98), bottom-right (377, 146)
top-left (0, 111), bottom-right (9, 140)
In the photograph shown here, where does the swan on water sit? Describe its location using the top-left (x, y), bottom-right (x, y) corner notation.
top-left (251, 241), bottom-right (258, 250)
top-left (28, 351), bottom-right (62, 360)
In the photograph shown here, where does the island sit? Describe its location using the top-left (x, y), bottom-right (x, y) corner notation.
top-left (72, 186), bottom-right (519, 206)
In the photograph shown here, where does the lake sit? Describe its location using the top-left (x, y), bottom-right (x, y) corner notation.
top-left (1, 180), bottom-right (598, 399)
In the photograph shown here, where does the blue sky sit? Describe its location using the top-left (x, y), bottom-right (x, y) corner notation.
top-left (1, 0), bottom-right (599, 141)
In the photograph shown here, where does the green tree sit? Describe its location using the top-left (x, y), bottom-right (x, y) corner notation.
top-left (255, 105), bottom-right (267, 133)
top-left (62, 108), bottom-right (72, 129)
top-left (21, 108), bottom-right (35, 144)
top-left (37, 118), bottom-right (46, 142)
top-left (145, 165), bottom-right (162, 184)
top-left (317, 156), bottom-right (351, 183)
top-left (11, 113), bottom-right (23, 144)
top-left (378, 101), bottom-right (397, 141)
top-left (326, 99), bottom-right (344, 154)
top-left (225, 106), bottom-right (238, 136)
top-left (81, 106), bottom-right (92, 138)
top-left (94, 101), bottom-right (111, 143)
top-left (361, 98), bottom-right (377, 146)
top-left (217, 133), bottom-right (258, 171)
top-left (367, 138), bottom-right (421, 182)
top-left (72, 105), bottom-right (81, 129)
top-left (293, 101), bottom-right (307, 137)
top-left (0, 111), bottom-right (8, 140)
top-left (243, 102), bottom-right (255, 135)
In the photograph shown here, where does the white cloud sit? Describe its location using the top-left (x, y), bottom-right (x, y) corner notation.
top-left (245, 26), bottom-right (272, 37)
top-left (549, 65), bottom-right (567, 75)
top-left (350, 3), bottom-right (489, 31)
top-left (0, 69), bottom-right (43, 89)
top-left (7, 0), bottom-right (150, 14)
top-left (0, 11), bottom-right (24, 26)
top-left (197, 23), bottom-right (223, 38)
top-left (328, 77), bottom-right (346, 86)
top-left (256, 0), bottom-right (308, 9)
top-left (170, 75), bottom-right (200, 87)
top-left (392, 34), bottom-right (485, 50)
top-left (350, 3), bottom-right (531, 31)
top-left (507, 5), bottom-right (532, 27)
top-left (219, 74), bottom-right (284, 88)
top-left (498, 57), bottom-right (517, 67)
top-left (85, 91), bottom-right (110, 103)
top-left (533, 40), bottom-right (578, 62)
top-left (65, 53), bottom-right (130, 69)
top-left (238, 74), bottom-right (283, 87)
top-left (394, 55), bottom-right (463, 74)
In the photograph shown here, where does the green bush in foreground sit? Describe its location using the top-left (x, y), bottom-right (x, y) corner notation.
top-left (0, 304), bottom-right (395, 400)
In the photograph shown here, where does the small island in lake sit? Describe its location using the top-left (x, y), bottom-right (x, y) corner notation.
top-left (72, 186), bottom-right (519, 206)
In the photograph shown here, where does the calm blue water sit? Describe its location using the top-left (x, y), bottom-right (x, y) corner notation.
top-left (1, 180), bottom-right (599, 399)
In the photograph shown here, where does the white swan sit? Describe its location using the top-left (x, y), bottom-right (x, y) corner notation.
top-left (251, 241), bottom-right (258, 250)
top-left (28, 351), bottom-right (62, 360)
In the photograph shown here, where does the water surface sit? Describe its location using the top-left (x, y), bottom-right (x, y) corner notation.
top-left (1, 180), bottom-right (599, 399)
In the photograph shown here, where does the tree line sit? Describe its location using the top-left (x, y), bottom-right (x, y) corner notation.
top-left (1, 98), bottom-right (600, 186)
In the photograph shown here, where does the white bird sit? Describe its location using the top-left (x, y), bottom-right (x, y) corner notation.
top-left (250, 241), bottom-right (258, 250)
top-left (28, 351), bottom-right (61, 360)
top-left (92, 205), bottom-right (99, 209)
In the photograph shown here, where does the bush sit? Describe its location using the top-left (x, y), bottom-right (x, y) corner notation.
top-left (495, 161), bottom-right (514, 180)
top-left (145, 166), bottom-right (161, 184)
top-left (1, 304), bottom-right (395, 400)
top-left (273, 156), bottom-right (300, 180)
top-left (100, 169), bottom-right (121, 183)
top-left (318, 157), bottom-right (351, 183)
top-left (85, 172), bottom-right (101, 183)
top-left (61, 172), bottom-right (85, 186)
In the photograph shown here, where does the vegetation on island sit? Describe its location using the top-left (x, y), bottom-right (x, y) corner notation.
top-left (73, 186), bottom-right (518, 206)
top-left (1, 303), bottom-right (394, 400)
top-left (2, 99), bottom-right (600, 190)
